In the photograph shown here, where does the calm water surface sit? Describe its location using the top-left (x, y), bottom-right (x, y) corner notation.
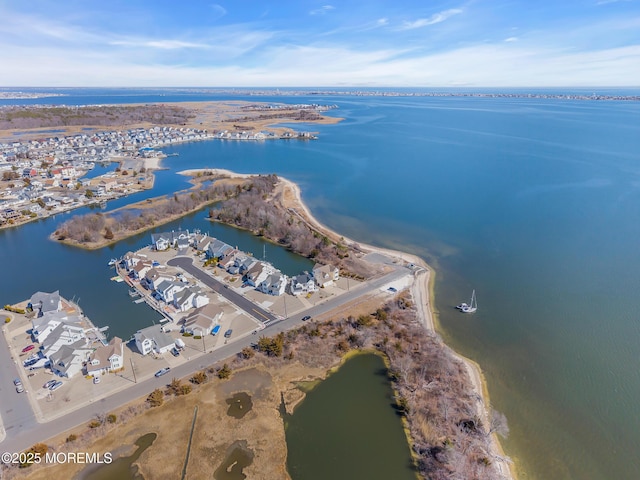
top-left (2, 89), bottom-right (640, 479)
top-left (285, 353), bottom-right (417, 480)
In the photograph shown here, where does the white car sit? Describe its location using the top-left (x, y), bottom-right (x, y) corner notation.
top-left (93, 376), bottom-right (101, 384)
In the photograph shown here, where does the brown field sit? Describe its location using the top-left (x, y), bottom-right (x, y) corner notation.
top-left (0, 101), bottom-right (342, 142)
top-left (16, 362), bottom-right (327, 480)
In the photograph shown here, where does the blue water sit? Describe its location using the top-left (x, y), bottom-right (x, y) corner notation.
top-left (2, 88), bottom-right (640, 479)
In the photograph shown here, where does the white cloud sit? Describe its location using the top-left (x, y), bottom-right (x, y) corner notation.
top-left (596, 0), bottom-right (632, 5)
top-left (504, 37), bottom-right (518, 42)
top-left (310, 5), bottom-right (335, 15)
top-left (399, 8), bottom-right (463, 30)
top-left (210, 3), bottom-right (227, 17)
top-left (110, 40), bottom-right (210, 50)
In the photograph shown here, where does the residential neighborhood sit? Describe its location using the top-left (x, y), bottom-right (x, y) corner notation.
top-left (0, 228), bottom-right (365, 437)
top-left (0, 125), bottom-right (214, 228)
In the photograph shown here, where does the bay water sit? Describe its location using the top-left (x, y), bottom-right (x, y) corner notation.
top-left (2, 89), bottom-right (640, 478)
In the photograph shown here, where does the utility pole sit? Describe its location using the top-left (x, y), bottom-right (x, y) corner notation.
top-left (202, 333), bottom-right (206, 353)
top-left (283, 293), bottom-right (288, 319)
top-left (130, 357), bottom-right (137, 383)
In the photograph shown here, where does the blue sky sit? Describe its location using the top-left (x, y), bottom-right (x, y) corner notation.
top-left (0, 0), bottom-right (638, 87)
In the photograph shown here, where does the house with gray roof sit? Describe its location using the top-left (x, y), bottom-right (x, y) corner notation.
top-left (156, 280), bottom-right (186, 304)
top-left (28, 290), bottom-right (62, 317)
top-left (41, 320), bottom-right (88, 358)
top-left (49, 340), bottom-right (92, 378)
top-left (150, 230), bottom-right (191, 251)
top-left (258, 272), bottom-right (288, 296)
top-left (207, 238), bottom-right (233, 259)
top-left (134, 324), bottom-right (175, 355)
top-left (290, 272), bottom-right (317, 296)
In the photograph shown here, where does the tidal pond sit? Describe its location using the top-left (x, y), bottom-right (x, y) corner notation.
top-left (285, 353), bottom-right (417, 480)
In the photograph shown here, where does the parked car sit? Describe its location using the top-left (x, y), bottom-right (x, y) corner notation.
top-left (302, 315), bottom-right (311, 321)
top-left (171, 347), bottom-right (180, 357)
top-left (155, 367), bottom-right (170, 377)
top-left (387, 287), bottom-right (398, 293)
top-left (43, 380), bottom-right (57, 389)
top-left (93, 376), bottom-right (101, 384)
top-left (13, 378), bottom-right (22, 386)
top-left (23, 358), bottom-right (39, 367)
top-left (211, 325), bottom-right (221, 336)
top-left (21, 344), bottom-right (35, 353)
top-left (224, 329), bottom-right (233, 338)
top-left (49, 381), bottom-right (63, 391)
top-left (16, 384), bottom-right (24, 393)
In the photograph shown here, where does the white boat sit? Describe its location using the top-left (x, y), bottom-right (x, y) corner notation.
top-left (108, 258), bottom-right (118, 266)
top-left (460, 290), bottom-right (477, 313)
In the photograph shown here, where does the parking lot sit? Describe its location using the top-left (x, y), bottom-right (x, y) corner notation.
top-left (2, 296), bottom-right (260, 422)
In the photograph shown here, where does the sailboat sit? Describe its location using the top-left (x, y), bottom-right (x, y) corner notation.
top-left (457, 290), bottom-right (477, 313)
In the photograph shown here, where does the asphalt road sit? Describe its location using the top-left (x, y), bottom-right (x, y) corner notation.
top-left (167, 256), bottom-right (277, 324)
top-left (0, 262), bottom-right (410, 454)
top-left (0, 319), bottom-right (40, 445)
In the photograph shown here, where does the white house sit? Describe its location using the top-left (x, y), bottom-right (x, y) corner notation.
top-left (134, 324), bottom-right (175, 355)
top-left (150, 230), bottom-right (191, 251)
top-left (49, 341), bottom-right (92, 378)
top-left (132, 260), bottom-right (153, 280)
top-left (258, 273), bottom-right (288, 296)
top-left (86, 337), bottom-right (124, 377)
top-left (144, 269), bottom-right (172, 291)
top-left (182, 304), bottom-right (223, 337)
top-left (312, 263), bottom-right (340, 288)
top-left (245, 262), bottom-right (273, 287)
top-left (41, 321), bottom-right (88, 359)
top-left (156, 280), bottom-right (186, 304)
top-left (290, 272), bottom-right (317, 296)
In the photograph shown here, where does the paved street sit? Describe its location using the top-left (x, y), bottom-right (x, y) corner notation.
top-left (167, 256), bottom-right (277, 324)
top-left (0, 314), bottom-right (40, 444)
top-left (0, 261), bottom-right (411, 454)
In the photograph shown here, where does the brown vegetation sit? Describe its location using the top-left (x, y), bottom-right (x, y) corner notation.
top-left (0, 105), bottom-right (194, 130)
top-left (211, 175), bottom-right (373, 278)
top-left (224, 109), bottom-right (324, 124)
top-left (231, 294), bottom-right (507, 480)
top-left (52, 172), bottom-right (248, 246)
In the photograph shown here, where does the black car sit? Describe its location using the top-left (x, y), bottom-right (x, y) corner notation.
top-left (302, 315), bottom-right (311, 321)
top-left (224, 329), bottom-right (233, 338)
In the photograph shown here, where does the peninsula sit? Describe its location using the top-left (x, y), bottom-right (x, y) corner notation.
top-left (3, 170), bottom-right (514, 480)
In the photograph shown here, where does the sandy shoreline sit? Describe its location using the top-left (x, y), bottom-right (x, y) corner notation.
top-left (183, 168), bottom-right (515, 479)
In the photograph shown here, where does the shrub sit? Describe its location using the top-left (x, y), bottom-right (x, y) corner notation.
top-left (4, 317), bottom-right (10, 323)
top-left (106, 414), bottom-right (117, 424)
top-left (147, 388), bottom-right (164, 407)
top-left (240, 347), bottom-right (255, 359)
top-left (217, 363), bottom-right (232, 379)
top-left (66, 434), bottom-right (77, 443)
top-left (191, 371), bottom-right (207, 384)
top-left (88, 420), bottom-right (102, 429)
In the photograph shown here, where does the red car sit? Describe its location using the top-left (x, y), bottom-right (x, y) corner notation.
top-left (21, 345), bottom-right (35, 353)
